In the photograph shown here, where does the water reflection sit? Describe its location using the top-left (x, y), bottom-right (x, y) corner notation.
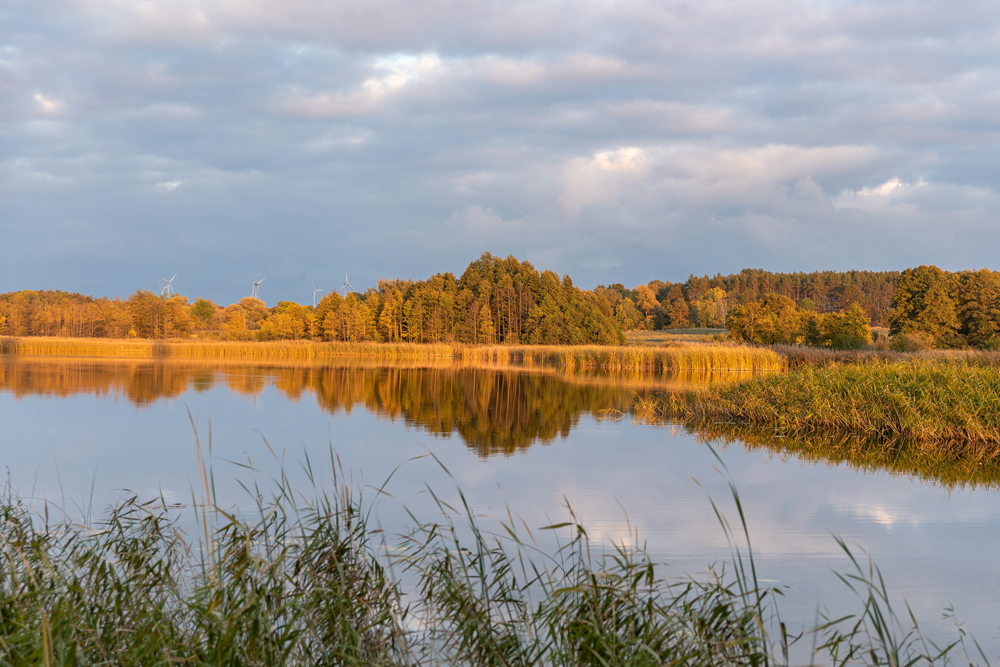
top-left (689, 421), bottom-right (1000, 489)
top-left (0, 356), bottom-right (743, 457)
top-left (2, 355), bottom-right (1000, 655)
top-left (6, 356), bottom-right (1000, 487)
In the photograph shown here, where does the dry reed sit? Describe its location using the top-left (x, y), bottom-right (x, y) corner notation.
top-left (1, 337), bottom-right (785, 373)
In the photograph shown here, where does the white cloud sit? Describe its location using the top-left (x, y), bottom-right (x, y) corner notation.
top-left (274, 53), bottom-right (445, 117)
top-left (833, 177), bottom-right (926, 211)
top-left (561, 147), bottom-right (649, 215)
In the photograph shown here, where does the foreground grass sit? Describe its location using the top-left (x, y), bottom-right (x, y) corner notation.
top-left (641, 360), bottom-right (1000, 446)
top-left (0, 458), bottom-right (985, 666)
top-left (0, 336), bottom-right (785, 373)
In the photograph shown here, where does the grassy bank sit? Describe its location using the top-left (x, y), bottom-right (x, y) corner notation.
top-left (641, 360), bottom-right (1000, 446)
top-left (0, 465), bottom-right (981, 666)
top-left (0, 336), bottom-right (785, 373)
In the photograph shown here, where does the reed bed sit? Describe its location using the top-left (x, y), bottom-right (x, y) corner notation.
top-left (1, 336), bottom-right (786, 373)
top-left (457, 343), bottom-right (785, 373)
top-left (640, 360), bottom-right (1000, 446)
top-left (769, 344), bottom-right (1000, 370)
top-left (1, 337), bottom-right (456, 361)
top-left (0, 456), bottom-right (981, 666)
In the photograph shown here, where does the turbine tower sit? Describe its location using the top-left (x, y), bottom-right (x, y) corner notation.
top-left (158, 272), bottom-right (178, 297)
top-left (311, 281), bottom-right (325, 307)
top-left (341, 266), bottom-right (353, 296)
top-left (247, 273), bottom-right (269, 300)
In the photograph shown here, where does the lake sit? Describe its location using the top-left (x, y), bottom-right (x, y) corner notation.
top-left (1, 354), bottom-right (998, 660)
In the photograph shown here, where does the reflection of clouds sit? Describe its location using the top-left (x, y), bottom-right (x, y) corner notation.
top-left (829, 495), bottom-right (918, 528)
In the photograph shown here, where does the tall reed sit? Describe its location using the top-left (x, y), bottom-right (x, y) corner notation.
top-left (0, 452), bottom-right (986, 665)
top-left (457, 343), bottom-right (784, 373)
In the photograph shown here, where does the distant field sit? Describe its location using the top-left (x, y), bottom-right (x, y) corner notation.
top-left (625, 329), bottom-right (728, 345)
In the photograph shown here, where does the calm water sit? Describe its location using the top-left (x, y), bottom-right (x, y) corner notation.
top-left (1, 355), bottom-right (999, 659)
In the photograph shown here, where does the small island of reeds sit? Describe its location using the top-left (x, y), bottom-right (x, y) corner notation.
top-left (641, 359), bottom-right (1000, 448)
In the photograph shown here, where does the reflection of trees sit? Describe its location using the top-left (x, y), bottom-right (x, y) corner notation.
top-left (680, 420), bottom-right (1000, 489)
top-left (307, 367), bottom-right (637, 456)
top-left (0, 358), bottom-right (640, 456)
top-left (0, 357), bottom-right (192, 407)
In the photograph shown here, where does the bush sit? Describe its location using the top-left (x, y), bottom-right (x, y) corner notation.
top-left (890, 332), bottom-right (934, 352)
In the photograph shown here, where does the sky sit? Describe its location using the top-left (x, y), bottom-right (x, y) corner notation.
top-left (2, 0), bottom-right (999, 305)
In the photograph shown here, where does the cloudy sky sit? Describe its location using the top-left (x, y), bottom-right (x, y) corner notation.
top-left (2, 0), bottom-right (999, 304)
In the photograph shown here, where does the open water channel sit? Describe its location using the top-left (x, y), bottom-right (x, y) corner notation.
top-left (1, 355), bottom-right (998, 661)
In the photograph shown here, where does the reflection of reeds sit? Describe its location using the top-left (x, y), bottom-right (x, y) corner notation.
top-left (640, 360), bottom-right (1000, 447)
top-left (0, 456), bottom-right (979, 665)
top-left (1, 337), bottom-right (785, 373)
top-left (676, 421), bottom-right (1000, 489)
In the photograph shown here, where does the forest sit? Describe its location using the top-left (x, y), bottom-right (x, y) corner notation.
top-left (1, 257), bottom-right (997, 350)
top-left (600, 268), bottom-right (899, 331)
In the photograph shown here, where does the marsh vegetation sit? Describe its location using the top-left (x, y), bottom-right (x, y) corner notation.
top-left (0, 455), bottom-right (985, 666)
top-left (640, 360), bottom-right (1000, 449)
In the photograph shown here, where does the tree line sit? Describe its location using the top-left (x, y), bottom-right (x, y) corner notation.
top-left (0, 254), bottom-right (624, 345)
top-left (3, 259), bottom-right (997, 349)
top-left (599, 268), bottom-right (899, 331)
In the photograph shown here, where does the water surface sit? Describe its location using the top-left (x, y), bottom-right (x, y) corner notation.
top-left (2, 355), bottom-right (998, 660)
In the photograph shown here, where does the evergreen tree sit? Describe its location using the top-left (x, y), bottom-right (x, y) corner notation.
top-left (889, 265), bottom-right (959, 343)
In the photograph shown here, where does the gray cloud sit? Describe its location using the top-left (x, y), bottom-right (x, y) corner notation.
top-left (2, 0), bottom-right (1000, 303)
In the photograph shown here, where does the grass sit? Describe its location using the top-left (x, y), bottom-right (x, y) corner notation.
top-left (0, 336), bottom-right (786, 373)
top-left (639, 360), bottom-right (1000, 447)
top-left (0, 447), bottom-right (985, 666)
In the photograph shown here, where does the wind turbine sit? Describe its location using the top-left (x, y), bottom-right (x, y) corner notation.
top-left (341, 267), bottom-right (353, 296)
top-left (247, 273), bottom-right (269, 299)
top-left (158, 272), bottom-right (178, 297)
top-left (311, 281), bottom-right (325, 307)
